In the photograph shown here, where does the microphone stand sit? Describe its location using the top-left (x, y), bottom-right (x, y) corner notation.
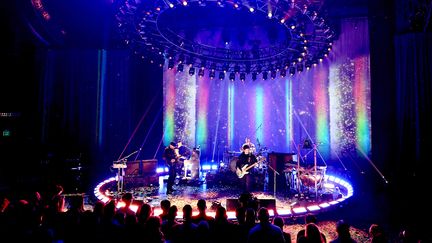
top-left (267, 164), bottom-right (279, 199)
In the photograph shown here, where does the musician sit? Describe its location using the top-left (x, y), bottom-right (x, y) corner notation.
top-left (241, 137), bottom-right (256, 154)
top-left (177, 141), bottom-right (191, 161)
top-left (236, 144), bottom-right (258, 192)
top-left (163, 142), bottom-right (178, 194)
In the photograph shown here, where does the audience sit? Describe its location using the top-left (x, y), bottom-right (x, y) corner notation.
top-left (247, 207), bottom-right (285, 243)
top-left (329, 220), bottom-right (356, 243)
top-left (297, 213), bottom-right (327, 243)
top-left (0, 185), bottom-right (425, 243)
top-left (273, 216), bottom-right (292, 243)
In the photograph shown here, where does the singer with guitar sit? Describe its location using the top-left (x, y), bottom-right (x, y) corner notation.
top-left (236, 144), bottom-right (259, 192)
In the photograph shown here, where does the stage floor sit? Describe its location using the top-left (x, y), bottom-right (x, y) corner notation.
top-left (95, 169), bottom-right (354, 219)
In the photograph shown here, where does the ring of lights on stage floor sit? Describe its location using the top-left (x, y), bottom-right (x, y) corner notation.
top-left (94, 173), bottom-right (353, 219)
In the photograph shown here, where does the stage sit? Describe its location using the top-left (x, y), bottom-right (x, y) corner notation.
top-left (94, 167), bottom-right (353, 220)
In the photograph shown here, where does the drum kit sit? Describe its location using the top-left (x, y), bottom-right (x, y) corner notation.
top-left (281, 140), bottom-right (328, 197)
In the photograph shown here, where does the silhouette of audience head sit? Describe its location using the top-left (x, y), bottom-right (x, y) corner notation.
top-left (305, 213), bottom-right (318, 224)
top-left (336, 220), bottom-right (351, 238)
top-left (369, 224), bottom-right (387, 242)
top-left (168, 205), bottom-right (178, 220)
top-left (257, 207), bottom-right (270, 223)
top-left (273, 216), bottom-right (285, 229)
top-left (215, 206), bottom-right (228, 221)
top-left (305, 223), bottom-right (323, 242)
top-left (197, 199), bottom-right (207, 212)
top-left (183, 204), bottom-right (193, 221)
top-left (161, 199), bottom-right (171, 212)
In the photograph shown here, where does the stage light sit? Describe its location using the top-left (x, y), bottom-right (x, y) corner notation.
top-left (198, 68), bottom-right (205, 77)
top-left (262, 71), bottom-right (268, 80)
top-left (312, 59), bottom-right (318, 67)
top-left (252, 72), bottom-right (257, 81)
top-left (168, 59), bottom-right (174, 69)
top-left (116, 0), bottom-right (336, 78)
top-left (240, 72), bottom-right (246, 81)
top-left (270, 70), bottom-right (276, 79)
top-left (209, 69), bottom-right (215, 79)
top-left (219, 72), bottom-right (225, 80)
top-left (297, 63), bottom-right (303, 72)
top-left (289, 66), bottom-right (296, 75)
top-left (229, 72), bottom-right (235, 81)
top-left (177, 63), bottom-right (184, 72)
top-left (305, 60), bottom-right (312, 70)
top-left (280, 69), bottom-right (286, 77)
top-left (223, 63), bottom-right (229, 73)
top-left (189, 67), bottom-right (195, 76)
top-left (187, 57), bottom-right (194, 67)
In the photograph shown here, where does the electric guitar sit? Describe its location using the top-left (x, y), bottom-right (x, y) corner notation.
top-left (236, 161), bottom-right (260, 178)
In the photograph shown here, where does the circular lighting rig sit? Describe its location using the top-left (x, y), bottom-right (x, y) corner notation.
top-left (115, 0), bottom-right (335, 76)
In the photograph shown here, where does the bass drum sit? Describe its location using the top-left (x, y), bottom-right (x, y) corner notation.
top-left (229, 156), bottom-right (239, 172)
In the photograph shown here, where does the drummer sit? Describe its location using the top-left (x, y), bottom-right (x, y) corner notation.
top-left (241, 137), bottom-right (256, 154)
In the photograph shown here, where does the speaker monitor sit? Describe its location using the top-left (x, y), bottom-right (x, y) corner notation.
top-left (226, 198), bottom-right (240, 211)
top-left (258, 199), bottom-right (276, 212)
top-left (226, 198), bottom-right (276, 212)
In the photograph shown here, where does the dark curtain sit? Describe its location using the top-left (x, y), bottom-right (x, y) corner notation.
top-left (395, 33), bottom-right (432, 181)
top-left (37, 49), bottom-right (162, 190)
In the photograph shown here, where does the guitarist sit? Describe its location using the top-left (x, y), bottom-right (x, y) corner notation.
top-left (236, 144), bottom-right (258, 192)
top-left (163, 142), bottom-right (178, 194)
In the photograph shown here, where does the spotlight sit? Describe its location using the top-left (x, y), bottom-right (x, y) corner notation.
top-left (249, 7), bottom-right (254, 12)
top-left (270, 70), bottom-right (276, 79)
top-left (289, 66), bottom-right (296, 75)
top-left (305, 60), bottom-right (312, 70)
top-left (262, 72), bottom-right (268, 80)
top-left (252, 72), bottom-right (257, 81)
top-left (312, 59), bottom-right (318, 67)
top-left (189, 67), bottom-right (195, 76)
top-left (229, 72), bottom-right (235, 81)
top-left (234, 65), bottom-right (240, 73)
top-left (209, 69), bottom-right (216, 79)
top-left (219, 72), bottom-right (225, 80)
top-left (280, 69), bottom-right (286, 77)
top-left (177, 63), bottom-right (184, 72)
top-left (178, 55), bottom-right (185, 64)
top-left (240, 72), bottom-right (246, 81)
top-left (168, 59), bottom-right (174, 69)
top-left (223, 63), bottom-right (229, 73)
top-left (297, 63), bottom-right (304, 72)
top-left (198, 68), bottom-right (205, 77)
top-left (169, 3), bottom-right (174, 8)
top-left (182, 0), bottom-right (188, 6)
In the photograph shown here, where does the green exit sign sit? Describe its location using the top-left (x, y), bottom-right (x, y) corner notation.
top-left (2, 129), bottom-right (11, 137)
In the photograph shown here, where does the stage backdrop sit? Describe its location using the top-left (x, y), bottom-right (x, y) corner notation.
top-left (163, 17), bottom-right (371, 165)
